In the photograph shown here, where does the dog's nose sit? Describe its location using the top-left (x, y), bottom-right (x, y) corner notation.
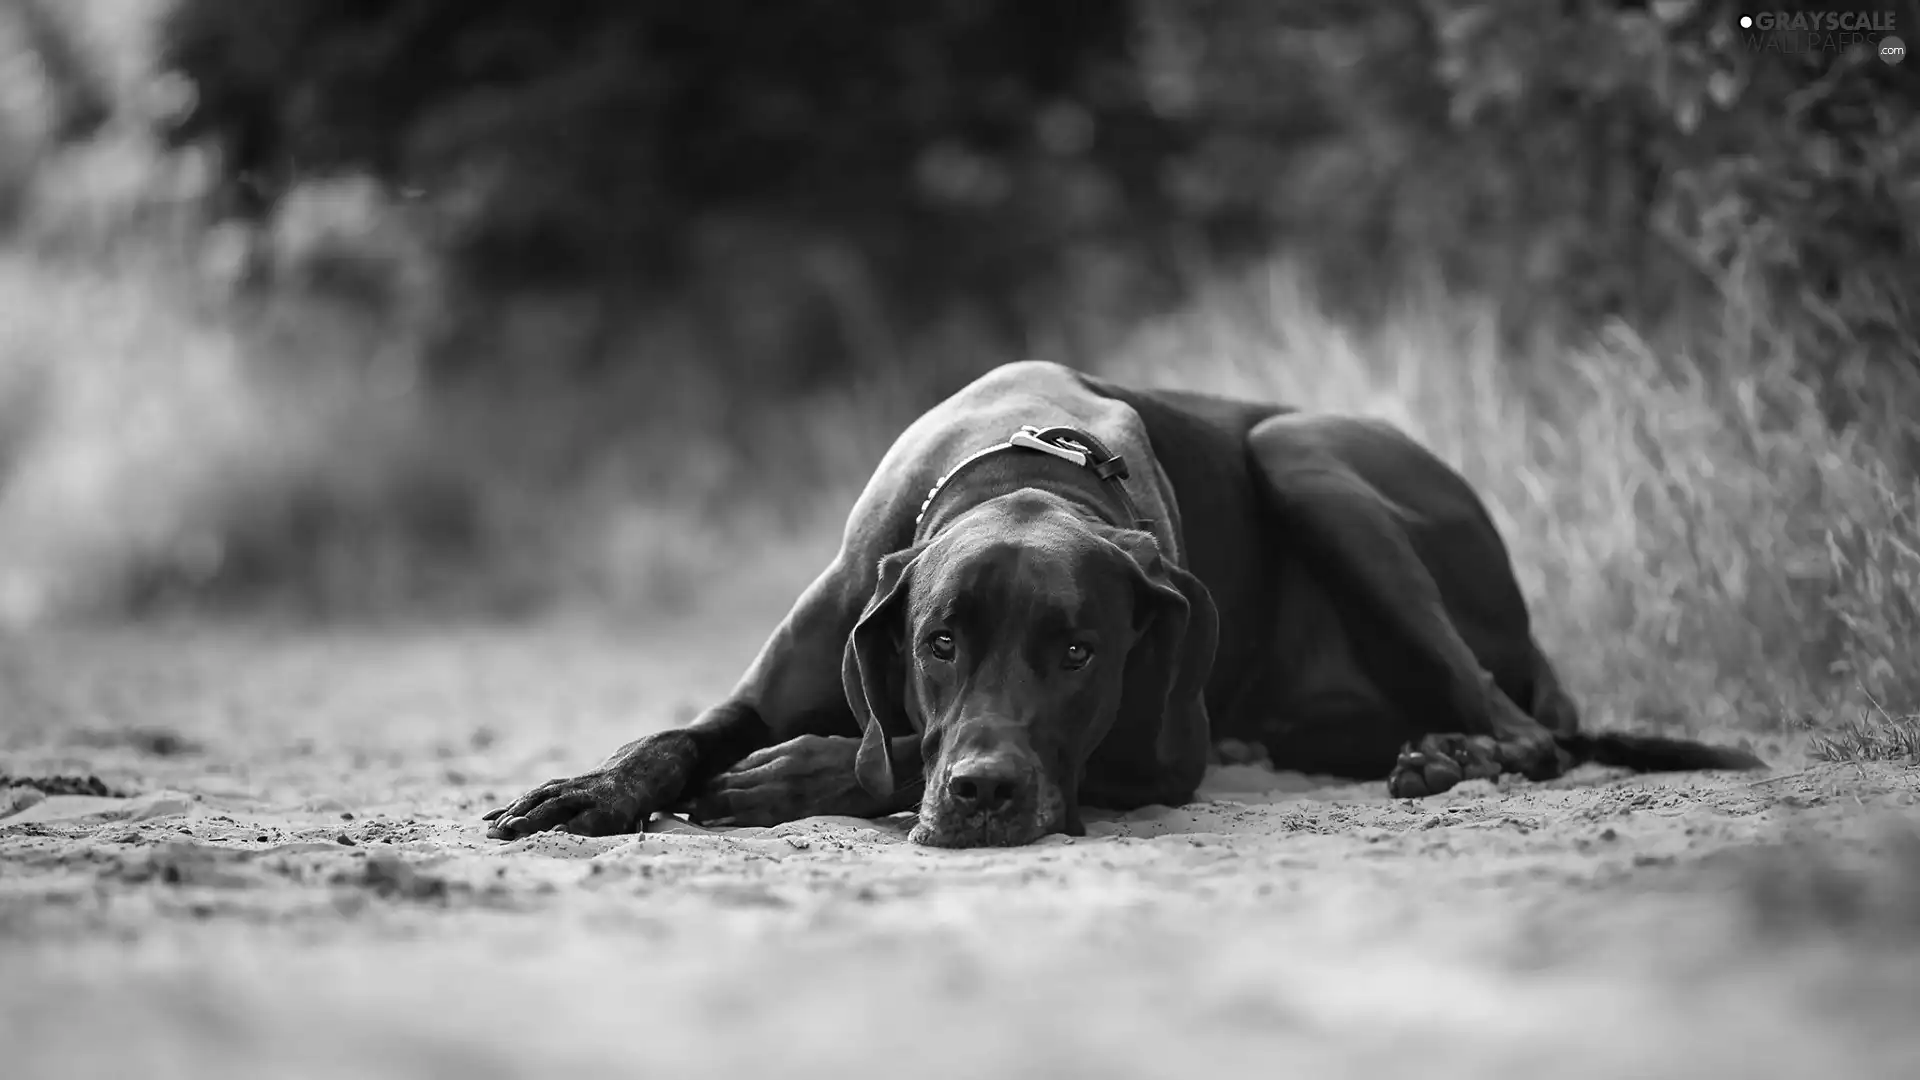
top-left (945, 757), bottom-right (1022, 813)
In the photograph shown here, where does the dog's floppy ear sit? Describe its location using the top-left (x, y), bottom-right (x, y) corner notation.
top-left (1101, 529), bottom-right (1219, 738)
top-left (843, 545), bottom-right (923, 798)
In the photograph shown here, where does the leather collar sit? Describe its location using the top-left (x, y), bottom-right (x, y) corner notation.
top-left (912, 425), bottom-right (1147, 541)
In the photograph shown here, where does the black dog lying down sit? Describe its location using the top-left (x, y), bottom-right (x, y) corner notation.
top-left (484, 361), bottom-right (1763, 848)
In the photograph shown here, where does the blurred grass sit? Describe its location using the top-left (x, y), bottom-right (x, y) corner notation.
top-left (4, 225), bottom-right (1916, 742)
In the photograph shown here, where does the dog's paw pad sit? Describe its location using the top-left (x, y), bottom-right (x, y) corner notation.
top-left (1388, 745), bottom-right (1464, 799)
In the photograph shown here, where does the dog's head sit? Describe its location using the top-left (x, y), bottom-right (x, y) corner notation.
top-left (842, 491), bottom-right (1217, 848)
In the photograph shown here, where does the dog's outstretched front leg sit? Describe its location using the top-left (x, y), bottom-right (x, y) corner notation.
top-left (483, 558), bottom-right (875, 839)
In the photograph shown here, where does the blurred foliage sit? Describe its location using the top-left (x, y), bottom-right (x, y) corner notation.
top-left (157, 0), bottom-right (1187, 340)
top-left (0, 0), bottom-right (110, 142)
top-left (149, 0), bottom-right (1920, 367)
top-left (1424, 0), bottom-right (1920, 366)
top-left (1, 0), bottom-right (105, 222)
top-left (3, 0), bottom-right (1918, 630)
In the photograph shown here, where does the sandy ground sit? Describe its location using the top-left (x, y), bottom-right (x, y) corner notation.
top-left (4, 612), bottom-right (1920, 1080)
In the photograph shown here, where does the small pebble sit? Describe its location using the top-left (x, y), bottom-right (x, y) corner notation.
top-left (340, 812), bottom-right (355, 821)
top-left (336, 833), bottom-right (355, 846)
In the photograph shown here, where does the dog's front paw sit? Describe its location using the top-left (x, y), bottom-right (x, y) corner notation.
top-left (482, 731), bottom-right (697, 839)
top-left (678, 734), bottom-right (881, 826)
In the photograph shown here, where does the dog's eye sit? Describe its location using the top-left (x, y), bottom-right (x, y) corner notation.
top-left (1062, 643), bottom-right (1094, 670)
top-left (926, 631), bottom-right (956, 661)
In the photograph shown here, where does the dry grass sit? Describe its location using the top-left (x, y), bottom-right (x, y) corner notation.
top-left (1809, 700), bottom-right (1920, 764)
top-left (1098, 263), bottom-right (1920, 738)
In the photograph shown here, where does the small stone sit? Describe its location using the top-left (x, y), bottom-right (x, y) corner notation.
top-left (336, 833), bottom-right (356, 846)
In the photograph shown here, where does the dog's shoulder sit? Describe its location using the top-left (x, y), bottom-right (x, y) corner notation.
top-left (1072, 372), bottom-right (1288, 474)
top-left (1075, 373), bottom-right (1291, 434)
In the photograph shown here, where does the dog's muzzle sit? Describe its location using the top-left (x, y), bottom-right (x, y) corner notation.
top-left (911, 747), bottom-right (1060, 848)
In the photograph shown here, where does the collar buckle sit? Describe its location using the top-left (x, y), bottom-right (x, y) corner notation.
top-left (913, 424), bottom-right (1138, 530)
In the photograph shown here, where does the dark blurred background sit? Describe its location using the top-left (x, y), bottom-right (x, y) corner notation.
top-left (1, 2), bottom-right (1916, 737)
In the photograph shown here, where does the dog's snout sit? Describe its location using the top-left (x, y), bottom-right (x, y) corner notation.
top-left (915, 739), bottom-right (1059, 847)
top-left (945, 756), bottom-right (1024, 813)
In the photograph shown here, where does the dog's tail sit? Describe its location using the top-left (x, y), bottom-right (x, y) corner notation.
top-left (1555, 731), bottom-right (1767, 774)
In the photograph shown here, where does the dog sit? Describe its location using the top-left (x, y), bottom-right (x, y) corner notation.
top-left (483, 361), bottom-right (1764, 848)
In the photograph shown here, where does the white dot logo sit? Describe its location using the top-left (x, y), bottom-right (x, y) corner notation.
top-left (1884, 36), bottom-right (1908, 64)
top-left (1740, 15), bottom-right (1753, 28)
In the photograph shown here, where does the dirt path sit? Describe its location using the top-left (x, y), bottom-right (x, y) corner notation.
top-left (3, 619), bottom-right (1919, 1080)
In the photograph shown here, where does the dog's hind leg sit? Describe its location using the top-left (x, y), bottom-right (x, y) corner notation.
top-left (1246, 413), bottom-right (1572, 797)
